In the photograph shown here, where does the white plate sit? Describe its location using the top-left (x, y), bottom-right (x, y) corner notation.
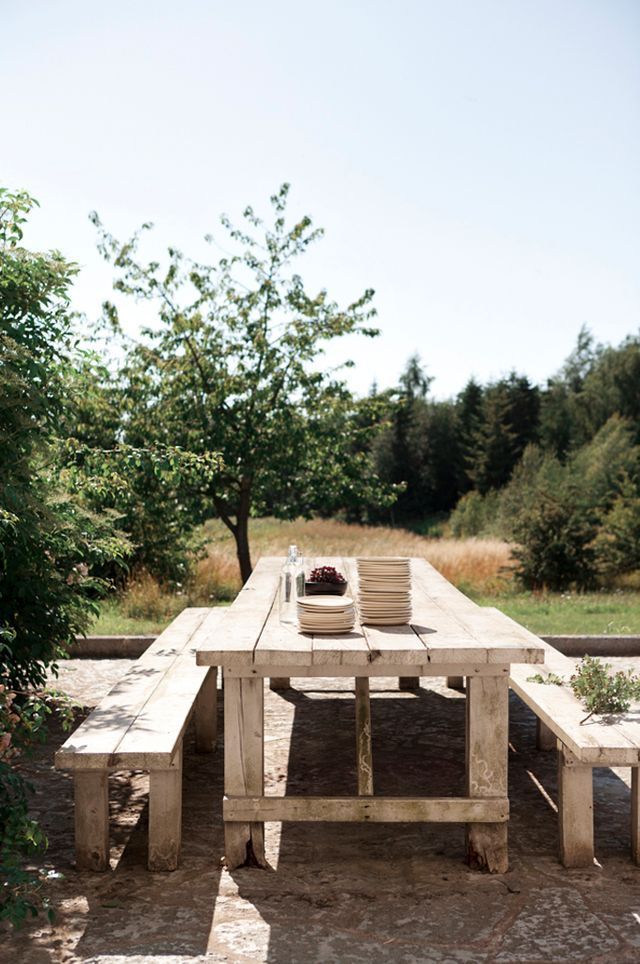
top-left (361, 617), bottom-right (411, 625)
top-left (300, 626), bottom-right (355, 633)
top-left (356, 557), bottom-right (410, 564)
top-left (298, 595), bottom-right (354, 609)
top-left (298, 616), bottom-right (355, 624)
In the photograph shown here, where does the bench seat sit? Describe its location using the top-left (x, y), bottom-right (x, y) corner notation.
top-left (488, 609), bottom-right (640, 867)
top-left (56, 607), bottom-right (221, 872)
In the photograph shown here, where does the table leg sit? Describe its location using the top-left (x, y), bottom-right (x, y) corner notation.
top-left (632, 768), bottom-right (640, 865)
top-left (269, 678), bottom-right (290, 691)
top-left (224, 676), bottom-right (267, 869)
top-left (465, 675), bottom-right (508, 873)
top-left (195, 667), bottom-right (218, 753)
top-left (355, 677), bottom-right (373, 795)
top-left (447, 676), bottom-right (465, 690)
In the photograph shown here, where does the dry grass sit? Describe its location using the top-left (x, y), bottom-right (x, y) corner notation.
top-left (104, 518), bottom-right (514, 634)
top-left (121, 572), bottom-right (187, 622)
top-left (195, 517), bottom-right (515, 596)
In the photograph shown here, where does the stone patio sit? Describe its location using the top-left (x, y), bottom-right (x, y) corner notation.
top-left (3, 657), bottom-right (640, 963)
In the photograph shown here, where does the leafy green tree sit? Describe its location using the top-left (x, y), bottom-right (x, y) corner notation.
top-left (91, 184), bottom-right (397, 581)
top-left (0, 186), bottom-right (130, 925)
top-left (0, 188), bottom-right (130, 688)
top-left (593, 474), bottom-right (640, 577)
top-left (58, 350), bottom-right (222, 585)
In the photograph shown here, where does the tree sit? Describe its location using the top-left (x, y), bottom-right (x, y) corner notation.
top-left (92, 184), bottom-right (397, 582)
top-left (467, 373), bottom-right (540, 494)
top-left (0, 186), bottom-right (130, 925)
top-left (456, 378), bottom-right (484, 491)
top-left (0, 188), bottom-right (130, 688)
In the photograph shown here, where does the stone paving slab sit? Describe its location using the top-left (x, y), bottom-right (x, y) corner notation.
top-left (2, 658), bottom-right (640, 962)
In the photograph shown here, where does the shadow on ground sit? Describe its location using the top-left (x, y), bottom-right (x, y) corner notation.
top-left (3, 665), bottom-right (640, 963)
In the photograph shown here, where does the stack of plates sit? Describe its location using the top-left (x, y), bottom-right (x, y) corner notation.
top-left (356, 557), bottom-right (412, 625)
top-left (297, 595), bottom-right (356, 634)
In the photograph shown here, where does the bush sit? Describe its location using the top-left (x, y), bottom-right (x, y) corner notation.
top-left (593, 473), bottom-right (640, 576)
top-left (511, 489), bottom-right (597, 590)
top-left (449, 490), bottom-right (500, 537)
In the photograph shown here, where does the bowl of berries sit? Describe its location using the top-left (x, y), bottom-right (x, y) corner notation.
top-left (305, 565), bottom-right (348, 595)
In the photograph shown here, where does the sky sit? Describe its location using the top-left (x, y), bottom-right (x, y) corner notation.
top-left (2, 0), bottom-right (639, 399)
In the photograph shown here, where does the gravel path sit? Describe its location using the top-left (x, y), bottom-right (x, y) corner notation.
top-left (2, 656), bottom-right (640, 963)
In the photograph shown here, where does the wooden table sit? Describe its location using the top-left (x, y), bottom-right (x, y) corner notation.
top-left (195, 556), bottom-right (545, 873)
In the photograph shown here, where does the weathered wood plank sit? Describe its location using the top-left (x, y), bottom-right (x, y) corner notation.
top-left (56, 608), bottom-right (210, 769)
top-left (223, 795), bottom-right (509, 823)
top-left (196, 557), bottom-right (281, 666)
top-left (195, 667), bottom-right (218, 753)
top-left (74, 770), bottom-right (109, 871)
top-left (253, 595), bottom-right (312, 666)
top-left (510, 663), bottom-right (640, 765)
top-left (112, 616), bottom-right (224, 766)
top-left (466, 675), bottom-right (509, 873)
top-left (558, 744), bottom-right (594, 867)
top-left (148, 744), bottom-right (183, 871)
top-left (224, 676), bottom-right (267, 870)
top-left (355, 678), bottom-right (373, 795)
top-left (632, 768), bottom-right (640, 865)
top-left (223, 663), bottom-right (509, 679)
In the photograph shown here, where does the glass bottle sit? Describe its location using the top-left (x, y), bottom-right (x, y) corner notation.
top-left (279, 544), bottom-right (305, 625)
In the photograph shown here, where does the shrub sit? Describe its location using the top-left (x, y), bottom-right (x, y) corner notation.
top-left (511, 489), bottom-right (597, 591)
top-left (449, 489), bottom-right (500, 537)
top-left (570, 654), bottom-right (640, 721)
top-left (593, 473), bottom-right (640, 577)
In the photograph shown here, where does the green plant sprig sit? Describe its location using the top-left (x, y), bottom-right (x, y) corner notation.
top-left (570, 654), bottom-right (640, 723)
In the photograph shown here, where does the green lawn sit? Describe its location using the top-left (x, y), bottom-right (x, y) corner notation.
top-left (89, 598), bottom-right (230, 636)
top-left (89, 590), bottom-right (640, 638)
top-left (465, 590), bottom-right (640, 636)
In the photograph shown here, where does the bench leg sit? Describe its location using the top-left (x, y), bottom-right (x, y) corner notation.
top-left (148, 744), bottom-right (183, 871)
top-left (355, 677), bottom-right (373, 795)
top-left (558, 744), bottom-right (594, 867)
top-left (536, 718), bottom-right (556, 751)
top-left (447, 676), bottom-right (465, 690)
top-left (224, 676), bottom-right (267, 870)
top-left (74, 770), bottom-right (110, 871)
top-left (195, 667), bottom-right (218, 753)
top-left (398, 676), bottom-right (420, 690)
top-left (465, 675), bottom-right (509, 873)
top-left (269, 677), bottom-right (290, 690)
top-left (632, 768), bottom-right (640, 865)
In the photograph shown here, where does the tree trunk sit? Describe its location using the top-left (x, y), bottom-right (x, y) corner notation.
top-left (235, 517), bottom-right (252, 584)
top-left (235, 484), bottom-right (253, 584)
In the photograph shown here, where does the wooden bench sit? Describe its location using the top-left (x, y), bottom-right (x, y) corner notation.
top-left (55, 607), bottom-right (222, 872)
top-left (489, 608), bottom-right (640, 868)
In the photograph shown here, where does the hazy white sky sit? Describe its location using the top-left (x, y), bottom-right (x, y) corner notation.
top-left (2, 0), bottom-right (639, 398)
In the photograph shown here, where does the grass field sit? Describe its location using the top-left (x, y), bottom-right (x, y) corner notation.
top-left (89, 517), bottom-right (640, 636)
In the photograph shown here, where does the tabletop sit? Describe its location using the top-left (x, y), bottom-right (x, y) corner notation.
top-left (195, 556), bottom-right (545, 671)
